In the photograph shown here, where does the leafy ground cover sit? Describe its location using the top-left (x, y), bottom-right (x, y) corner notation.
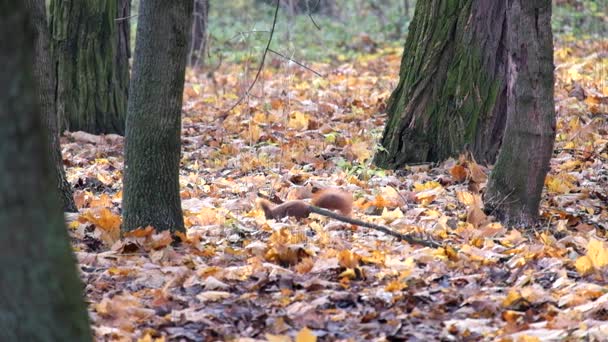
top-left (64, 35), bottom-right (607, 340)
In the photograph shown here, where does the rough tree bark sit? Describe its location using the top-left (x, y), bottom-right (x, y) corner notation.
top-left (188, 0), bottom-right (209, 68)
top-left (485, 0), bottom-right (556, 226)
top-left (50, 0), bottom-right (130, 135)
top-left (374, 0), bottom-right (508, 168)
top-left (0, 3), bottom-right (92, 340)
top-left (122, 0), bottom-right (193, 232)
top-left (26, 0), bottom-right (77, 212)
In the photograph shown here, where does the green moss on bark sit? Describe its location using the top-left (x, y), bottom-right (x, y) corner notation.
top-left (374, 0), bottom-right (508, 169)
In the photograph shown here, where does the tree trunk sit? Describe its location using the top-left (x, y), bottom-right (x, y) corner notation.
top-left (0, 4), bottom-right (92, 340)
top-left (122, 0), bottom-right (193, 233)
top-left (117, 0), bottom-right (131, 90)
top-left (484, 0), bottom-right (556, 227)
top-left (373, 0), bottom-right (508, 168)
top-left (188, 0), bottom-right (209, 69)
top-left (50, 0), bottom-right (129, 135)
top-left (26, 0), bottom-right (77, 212)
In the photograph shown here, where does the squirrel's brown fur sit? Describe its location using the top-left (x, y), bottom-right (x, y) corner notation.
top-left (259, 189), bottom-right (353, 220)
top-left (312, 189), bottom-right (352, 216)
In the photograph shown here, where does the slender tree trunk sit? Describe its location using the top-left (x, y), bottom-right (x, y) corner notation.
top-left (50, 0), bottom-right (129, 135)
top-left (117, 0), bottom-right (131, 88)
top-left (484, 0), bottom-right (556, 226)
top-left (374, 0), bottom-right (508, 168)
top-left (26, 0), bottom-right (77, 212)
top-left (0, 3), bottom-right (92, 340)
top-left (188, 0), bottom-right (209, 69)
top-left (122, 0), bottom-right (193, 232)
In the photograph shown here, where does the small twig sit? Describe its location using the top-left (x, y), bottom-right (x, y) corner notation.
top-left (268, 48), bottom-right (323, 77)
top-left (221, 0), bottom-right (280, 118)
top-left (308, 14), bottom-right (321, 30)
top-left (308, 206), bottom-right (441, 248)
top-left (115, 14), bottom-right (138, 22)
top-left (485, 188), bottom-right (516, 218)
top-left (230, 30), bottom-right (271, 41)
top-left (308, 0), bottom-right (322, 30)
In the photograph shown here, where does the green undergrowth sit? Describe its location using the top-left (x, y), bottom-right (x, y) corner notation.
top-left (121, 0), bottom-right (607, 66)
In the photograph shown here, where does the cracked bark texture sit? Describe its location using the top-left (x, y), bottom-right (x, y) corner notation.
top-left (374, 0), bottom-right (508, 168)
top-left (50, 0), bottom-right (129, 134)
top-left (485, 0), bottom-right (556, 226)
top-left (0, 3), bottom-right (91, 340)
top-left (25, 0), bottom-right (77, 212)
top-left (122, 0), bottom-right (193, 232)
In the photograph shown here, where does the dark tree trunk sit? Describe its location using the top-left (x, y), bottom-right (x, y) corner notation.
top-left (122, 0), bottom-right (193, 233)
top-left (374, 0), bottom-right (508, 168)
top-left (0, 3), bottom-right (92, 340)
top-left (117, 0), bottom-right (131, 89)
top-left (188, 0), bottom-right (209, 69)
top-left (50, 0), bottom-right (129, 135)
top-left (26, 0), bottom-right (77, 212)
top-left (484, 0), bottom-right (556, 226)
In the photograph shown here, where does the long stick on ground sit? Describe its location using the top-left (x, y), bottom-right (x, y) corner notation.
top-left (309, 206), bottom-right (441, 248)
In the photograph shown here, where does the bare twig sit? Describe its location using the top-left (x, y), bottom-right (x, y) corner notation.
top-left (268, 48), bottom-right (323, 77)
top-left (115, 14), bottom-right (138, 22)
top-left (230, 30), bottom-right (271, 41)
top-left (307, 0), bottom-right (322, 30)
top-left (221, 0), bottom-right (280, 118)
top-left (309, 206), bottom-right (441, 248)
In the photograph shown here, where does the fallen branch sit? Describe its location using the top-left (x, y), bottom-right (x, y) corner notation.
top-left (268, 48), bottom-right (323, 77)
top-left (308, 205), bottom-right (441, 248)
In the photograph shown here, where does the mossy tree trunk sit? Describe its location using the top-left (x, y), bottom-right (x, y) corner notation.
top-left (485, 0), bottom-right (556, 226)
top-left (122, 0), bottom-right (193, 233)
top-left (374, 0), bottom-right (508, 168)
top-left (0, 3), bottom-right (92, 340)
top-left (26, 0), bottom-right (77, 212)
top-left (50, 0), bottom-right (129, 135)
top-left (188, 0), bottom-right (209, 69)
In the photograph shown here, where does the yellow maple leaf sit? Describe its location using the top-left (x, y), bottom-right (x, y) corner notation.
top-left (296, 327), bottom-right (317, 342)
top-left (266, 334), bottom-right (291, 342)
top-left (413, 181), bottom-right (441, 192)
top-left (287, 111), bottom-right (310, 130)
top-left (545, 175), bottom-right (572, 194)
top-left (502, 289), bottom-right (522, 308)
top-left (575, 255), bottom-right (594, 276)
top-left (456, 191), bottom-right (475, 206)
top-left (381, 207), bottom-right (404, 224)
top-left (587, 238), bottom-right (608, 269)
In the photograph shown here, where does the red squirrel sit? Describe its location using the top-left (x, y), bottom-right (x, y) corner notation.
top-left (258, 189), bottom-right (353, 220)
top-left (258, 188), bottom-right (440, 247)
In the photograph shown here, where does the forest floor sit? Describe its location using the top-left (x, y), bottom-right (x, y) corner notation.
top-left (65, 38), bottom-right (607, 341)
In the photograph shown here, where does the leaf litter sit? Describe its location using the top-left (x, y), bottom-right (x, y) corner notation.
top-left (63, 39), bottom-right (608, 341)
